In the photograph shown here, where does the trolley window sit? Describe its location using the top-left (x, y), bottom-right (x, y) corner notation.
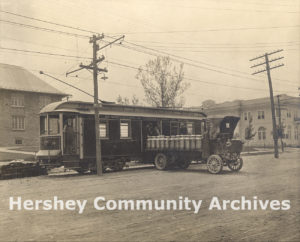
top-left (187, 122), bottom-right (194, 135)
top-left (99, 120), bottom-right (109, 139)
top-left (48, 115), bottom-right (60, 135)
top-left (120, 119), bottom-right (131, 139)
top-left (40, 116), bottom-right (47, 135)
top-left (170, 121), bottom-right (179, 135)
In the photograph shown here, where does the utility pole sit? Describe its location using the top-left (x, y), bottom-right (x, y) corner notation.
top-left (277, 95), bottom-right (284, 152)
top-left (66, 34), bottom-right (124, 175)
top-left (250, 49), bottom-right (284, 158)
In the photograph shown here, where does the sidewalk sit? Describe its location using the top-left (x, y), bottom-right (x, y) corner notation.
top-left (241, 147), bottom-right (299, 156)
top-left (0, 147), bottom-right (36, 155)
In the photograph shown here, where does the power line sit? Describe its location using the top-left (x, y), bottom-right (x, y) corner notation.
top-left (3, 45), bottom-right (294, 94)
top-left (0, 19), bottom-right (90, 38)
top-left (2, 11), bottom-right (298, 87)
top-left (0, 47), bottom-right (91, 60)
top-left (126, 39), bottom-right (300, 47)
top-left (105, 60), bottom-right (298, 94)
top-left (108, 25), bottom-right (300, 35)
top-left (0, 10), bottom-right (96, 35)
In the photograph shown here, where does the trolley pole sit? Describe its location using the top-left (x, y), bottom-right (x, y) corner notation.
top-left (250, 49), bottom-right (284, 159)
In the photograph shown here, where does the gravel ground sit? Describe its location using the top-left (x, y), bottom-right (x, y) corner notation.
top-left (0, 150), bottom-right (299, 241)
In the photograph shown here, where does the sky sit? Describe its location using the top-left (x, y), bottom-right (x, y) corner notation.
top-left (0, 0), bottom-right (299, 107)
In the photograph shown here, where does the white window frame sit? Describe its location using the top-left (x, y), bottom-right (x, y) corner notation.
top-left (186, 122), bottom-right (194, 135)
top-left (120, 119), bottom-right (131, 139)
top-left (11, 94), bottom-right (24, 107)
top-left (258, 127), bottom-right (266, 140)
top-left (258, 111), bottom-right (265, 120)
top-left (99, 119), bottom-right (109, 139)
top-left (12, 116), bottom-right (25, 130)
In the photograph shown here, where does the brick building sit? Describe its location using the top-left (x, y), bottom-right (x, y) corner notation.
top-left (0, 63), bottom-right (67, 147)
top-left (190, 95), bottom-right (300, 147)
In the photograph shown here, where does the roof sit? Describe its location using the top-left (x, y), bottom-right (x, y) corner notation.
top-left (40, 100), bottom-right (207, 120)
top-left (0, 63), bottom-right (67, 96)
top-left (190, 94), bottom-right (300, 111)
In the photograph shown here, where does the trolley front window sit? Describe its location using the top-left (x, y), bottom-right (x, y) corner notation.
top-left (49, 115), bottom-right (60, 135)
top-left (120, 120), bottom-right (131, 138)
top-left (40, 116), bottom-right (47, 135)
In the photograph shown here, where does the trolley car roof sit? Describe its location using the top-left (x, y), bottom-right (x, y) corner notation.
top-left (40, 101), bottom-right (207, 120)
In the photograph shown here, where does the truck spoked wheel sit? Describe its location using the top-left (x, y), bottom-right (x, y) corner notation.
top-left (207, 155), bottom-right (223, 174)
top-left (154, 153), bottom-right (168, 170)
top-left (228, 157), bottom-right (243, 172)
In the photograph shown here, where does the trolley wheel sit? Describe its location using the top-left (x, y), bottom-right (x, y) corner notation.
top-left (207, 155), bottom-right (223, 174)
top-left (178, 160), bottom-right (191, 169)
top-left (228, 157), bottom-right (243, 172)
top-left (154, 153), bottom-right (168, 170)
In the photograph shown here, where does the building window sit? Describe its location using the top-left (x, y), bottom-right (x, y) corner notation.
top-left (287, 110), bottom-right (291, 118)
top-left (258, 111), bottom-right (265, 120)
top-left (15, 138), bottom-right (23, 145)
top-left (244, 112), bottom-right (251, 121)
top-left (120, 120), bottom-right (131, 138)
top-left (12, 116), bottom-right (25, 130)
top-left (258, 127), bottom-right (266, 140)
top-left (11, 94), bottom-right (24, 107)
top-left (39, 96), bottom-right (51, 109)
top-left (287, 126), bottom-right (291, 140)
top-left (99, 120), bottom-right (108, 139)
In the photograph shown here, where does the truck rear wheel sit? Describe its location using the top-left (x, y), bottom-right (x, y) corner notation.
top-left (154, 153), bottom-right (168, 170)
top-left (228, 157), bottom-right (243, 172)
top-left (207, 155), bottom-right (223, 174)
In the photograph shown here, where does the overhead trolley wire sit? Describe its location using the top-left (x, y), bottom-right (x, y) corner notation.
top-left (1, 10), bottom-right (298, 87)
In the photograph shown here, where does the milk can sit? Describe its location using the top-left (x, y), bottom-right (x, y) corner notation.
top-left (159, 135), bottom-right (165, 149)
top-left (179, 135), bottom-right (185, 150)
top-left (170, 136), bottom-right (175, 149)
top-left (184, 135), bottom-right (190, 150)
top-left (165, 136), bottom-right (170, 150)
top-left (195, 135), bottom-right (202, 149)
top-left (147, 136), bottom-right (153, 150)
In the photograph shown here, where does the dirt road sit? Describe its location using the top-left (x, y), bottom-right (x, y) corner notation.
top-left (0, 150), bottom-right (299, 241)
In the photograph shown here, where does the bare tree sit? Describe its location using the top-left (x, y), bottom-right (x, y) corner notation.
top-left (136, 56), bottom-right (189, 108)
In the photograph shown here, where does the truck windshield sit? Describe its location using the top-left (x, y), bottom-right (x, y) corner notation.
top-left (49, 115), bottom-right (60, 135)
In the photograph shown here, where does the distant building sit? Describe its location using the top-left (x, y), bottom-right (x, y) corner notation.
top-left (190, 95), bottom-right (300, 147)
top-left (0, 63), bottom-right (67, 147)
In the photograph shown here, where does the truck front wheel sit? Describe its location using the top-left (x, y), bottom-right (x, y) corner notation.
top-left (207, 155), bottom-right (223, 174)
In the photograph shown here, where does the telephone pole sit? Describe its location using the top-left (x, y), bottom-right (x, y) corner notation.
top-left (277, 95), bottom-right (284, 152)
top-left (66, 34), bottom-right (124, 175)
top-left (250, 49), bottom-right (284, 158)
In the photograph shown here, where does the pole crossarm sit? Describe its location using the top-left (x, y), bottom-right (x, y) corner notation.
top-left (98, 35), bottom-right (125, 51)
top-left (252, 69), bottom-right (267, 75)
top-left (249, 49), bottom-right (284, 62)
top-left (66, 65), bottom-right (86, 76)
top-left (250, 56), bottom-right (284, 68)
